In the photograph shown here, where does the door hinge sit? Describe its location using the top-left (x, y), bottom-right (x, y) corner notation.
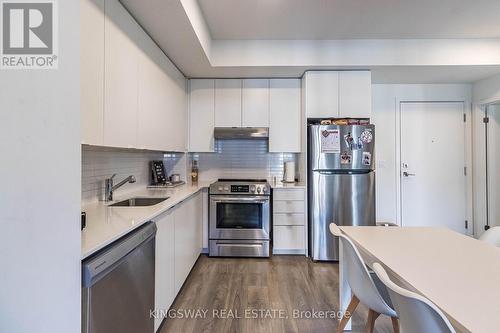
top-left (463, 113), bottom-right (466, 122)
top-left (465, 220), bottom-right (469, 229)
top-left (484, 116), bottom-right (489, 123)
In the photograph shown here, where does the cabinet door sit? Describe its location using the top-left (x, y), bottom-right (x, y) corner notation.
top-left (154, 209), bottom-right (175, 332)
top-left (339, 71), bottom-right (372, 119)
top-left (103, 0), bottom-right (140, 148)
top-left (273, 225), bottom-right (305, 251)
top-left (202, 189), bottom-right (209, 251)
top-left (303, 71), bottom-right (339, 118)
top-left (163, 61), bottom-right (187, 152)
top-left (138, 36), bottom-right (187, 152)
top-left (156, 48), bottom-right (187, 152)
top-left (188, 192), bottom-right (203, 262)
top-left (81, 0), bottom-right (104, 145)
top-left (269, 79), bottom-right (301, 152)
top-left (189, 79), bottom-right (215, 152)
top-left (137, 40), bottom-right (169, 151)
top-left (242, 79), bottom-right (269, 127)
top-left (174, 192), bottom-right (202, 294)
top-left (273, 200), bottom-right (305, 214)
top-left (215, 79), bottom-right (242, 127)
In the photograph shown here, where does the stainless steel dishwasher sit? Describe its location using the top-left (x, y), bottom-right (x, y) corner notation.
top-left (82, 222), bottom-right (156, 333)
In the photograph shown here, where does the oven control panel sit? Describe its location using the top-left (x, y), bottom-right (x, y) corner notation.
top-left (210, 181), bottom-right (270, 195)
top-left (231, 185), bottom-right (249, 193)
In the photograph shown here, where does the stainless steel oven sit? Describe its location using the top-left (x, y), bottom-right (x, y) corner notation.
top-left (209, 179), bottom-right (271, 257)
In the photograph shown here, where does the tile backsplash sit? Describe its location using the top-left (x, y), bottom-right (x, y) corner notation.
top-left (190, 139), bottom-right (299, 182)
top-left (81, 146), bottom-right (185, 203)
top-left (82, 140), bottom-right (300, 203)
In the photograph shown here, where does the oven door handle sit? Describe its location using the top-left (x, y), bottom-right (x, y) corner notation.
top-left (211, 198), bottom-right (269, 204)
top-left (217, 242), bottom-right (264, 248)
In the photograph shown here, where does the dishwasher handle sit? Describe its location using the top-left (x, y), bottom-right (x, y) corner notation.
top-left (82, 222), bottom-right (156, 288)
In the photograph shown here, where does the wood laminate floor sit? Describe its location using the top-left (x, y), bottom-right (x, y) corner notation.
top-left (159, 255), bottom-right (393, 333)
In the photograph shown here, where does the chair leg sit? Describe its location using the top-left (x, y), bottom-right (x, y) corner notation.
top-left (391, 317), bottom-right (400, 333)
top-left (336, 295), bottom-right (360, 333)
top-left (364, 309), bottom-right (380, 333)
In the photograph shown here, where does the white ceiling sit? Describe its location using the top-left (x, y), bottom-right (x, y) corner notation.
top-left (198, 0), bottom-right (500, 40)
top-left (121, 0), bottom-right (500, 83)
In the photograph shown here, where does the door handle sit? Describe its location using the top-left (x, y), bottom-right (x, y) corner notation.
top-left (403, 171), bottom-right (416, 177)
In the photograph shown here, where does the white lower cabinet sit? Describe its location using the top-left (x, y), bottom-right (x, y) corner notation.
top-left (273, 225), bottom-right (305, 251)
top-left (273, 200), bottom-right (305, 214)
top-left (154, 191), bottom-right (202, 332)
top-left (272, 188), bottom-right (306, 254)
top-left (154, 209), bottom-right (175, 332)
top-left (174, 192), bottom-right (202, 294)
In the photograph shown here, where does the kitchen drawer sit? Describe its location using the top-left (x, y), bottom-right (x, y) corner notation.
top-left (273, 213), bottom-right (305, 226)
top-left (273, 225), bottom-right (305, 250)
top-left (273, 188), bottom-right (304, 201)
top-left (273, 200), bottom-right (305, 214)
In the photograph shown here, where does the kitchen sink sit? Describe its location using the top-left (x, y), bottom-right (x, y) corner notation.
top-left (109, 197), bottom-right (169, 207)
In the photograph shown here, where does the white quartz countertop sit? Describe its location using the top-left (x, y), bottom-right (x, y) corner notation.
top-left (81, 182), bottom-right (211, 259)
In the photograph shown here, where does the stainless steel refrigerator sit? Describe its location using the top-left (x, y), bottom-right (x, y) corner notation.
top-left (308, 124), bottom-right (376, 261)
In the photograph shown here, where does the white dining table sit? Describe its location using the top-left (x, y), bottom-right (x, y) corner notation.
top-left (338, 226), bottom-right (500, 333)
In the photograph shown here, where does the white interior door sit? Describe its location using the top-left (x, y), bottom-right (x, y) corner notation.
top-left (400, 102), bottom-right (467, 233)
top-left (487, 104), bottom-right (500, 228)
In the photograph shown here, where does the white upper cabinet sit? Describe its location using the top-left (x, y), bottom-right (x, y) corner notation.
top-left (137, 36), bottom-right (187, 152)
top-left (81, 0), bottom-right (104, 146)
top-left (242, 79), bottom-right (269, 127)
top-left (137, 41), bottom-right (169, 151)
top-left (103, 0), bottom-right (140, 148)
top-left (303, 70), bottom-right (372, 119)
top-left (303, 71), bottom-right (339, 118)
top-left (339, 71), bottom-right (372, 119)
top-left (215, 79), bottom-right (242, 127)
top-left (86, 0), bottom-right (188, 151)
top-left (269, 79), bottom-right (301, 153)
top-left (189, 79), bottom-right (215, 152)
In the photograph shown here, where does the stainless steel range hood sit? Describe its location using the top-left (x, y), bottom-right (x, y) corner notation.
top-left (214, 127), bottom-right (269, 140)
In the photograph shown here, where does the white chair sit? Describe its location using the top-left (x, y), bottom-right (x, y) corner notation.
top-left (372, 263), bottom-right (456, 333)
top-left (479, 226), bottom-right (500, 247)
top-left (329, 223), bottom-right (399, 333)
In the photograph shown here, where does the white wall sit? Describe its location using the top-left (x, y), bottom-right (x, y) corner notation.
top-left (372, 84), bottom-right (472, 225)
top-left (0, 1), bottom-right (81, 333)
top-left (487, 105), bottom-right (500, 229)
top-left (472, 73), bottom-right (500, 237)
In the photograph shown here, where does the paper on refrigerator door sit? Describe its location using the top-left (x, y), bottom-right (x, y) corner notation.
top-left (321, 129), bottom-right (341, 153)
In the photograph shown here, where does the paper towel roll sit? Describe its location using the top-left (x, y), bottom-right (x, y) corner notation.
top-left (284, 161), bottom-right (296, 183)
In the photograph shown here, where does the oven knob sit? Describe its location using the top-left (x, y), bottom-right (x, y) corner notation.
top-left (250, 185), bottom-right (256, 193)
top-left (262, 187), bottom-right (267, 193)
top-left (257, 187), bottom-right (261, 193)
top-left (224, 186), bottom-right (229, 191)
top-left (218, 186), bottom-right (223, 191)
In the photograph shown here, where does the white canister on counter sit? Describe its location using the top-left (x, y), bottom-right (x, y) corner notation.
top-left (283, 161), bottom-right (296, 183)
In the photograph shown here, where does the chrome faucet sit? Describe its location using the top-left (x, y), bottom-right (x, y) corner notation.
top-left (105, 174), bottom-right (136, 202)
